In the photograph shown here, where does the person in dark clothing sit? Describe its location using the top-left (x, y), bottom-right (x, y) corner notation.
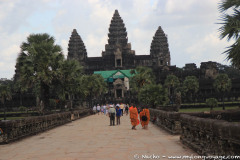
top-left (125, 105), bottom-right (129, 115)
top-left (116, 106), bottom-right (121, 125)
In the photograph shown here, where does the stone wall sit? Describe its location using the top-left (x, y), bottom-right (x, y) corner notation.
top-left (0, 109), bottom-right (91, 144)
top-left (149, 108), bottom-right (181, 134)
top-left (150, 108), bottom-right (240, 156)
top-left (180, 114), bottom-right (240, 156)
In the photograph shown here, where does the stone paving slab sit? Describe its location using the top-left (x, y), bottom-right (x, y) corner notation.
top-left (0, 113), bottom-right (198, 160)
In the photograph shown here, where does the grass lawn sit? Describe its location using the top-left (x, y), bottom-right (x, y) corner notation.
top-left (179, 106), bottom-right (240, 113)
top-left (182, 101), bottom-right (240, 106)
top-left (0, 111), bottom-right (37, 114)
top-left (0, 117), bottom-right (26, 120)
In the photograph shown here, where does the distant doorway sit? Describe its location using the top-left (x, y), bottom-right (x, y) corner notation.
top-left (116, 59), bottom-right (121, 67)
top-left (116, 89), bottom-right (122, 98)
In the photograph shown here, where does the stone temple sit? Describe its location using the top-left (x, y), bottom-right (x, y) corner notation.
top-left (67, 10), bottom-right (171, 75)
top-left (67, 9), bottom-right (239, 103)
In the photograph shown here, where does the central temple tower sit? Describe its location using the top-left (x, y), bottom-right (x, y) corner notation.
top-left (102, 10), bottom-right (135, 69)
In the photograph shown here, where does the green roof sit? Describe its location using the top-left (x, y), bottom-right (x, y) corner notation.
top-left (93, 69), bottom-right (135, 82)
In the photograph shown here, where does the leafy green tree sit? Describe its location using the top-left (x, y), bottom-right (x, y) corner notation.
top-left (213, 74), bottom-right (231, 110)
top-left (206, 98), bottom-right (218, 110)
top-left (182, 76), bottom-right (199, 104)
top-left (219, 0), bottom-right (240, 68)
top-left (138, 84), bottom-right (169, 108)
top-left (16, 33), bottom-right (64, 112)
top-left (164, 74), bottom-right (180, 105)
top-left (130, 66), bottom-right (155, 92)
top-left (81, 74), bottom-right (107, 107)
top-left (217, 63), bottom-right (240, 78)
top-left (0, 84), bottom-right (12, 120)
top-left (54, 59), bottom-right (83, 109)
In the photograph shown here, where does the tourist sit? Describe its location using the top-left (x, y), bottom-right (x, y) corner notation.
top-left (116, 103), bottom-right (120, 108)
top-left (93, 105), bottom-right (97, 114)
top-left (129, 104), bottom-right (139, 130)
top-left (106, 104), bottom-right (109, 116)
top-left (119, 103), bottom-right (124, 116)
top-left (125, 104), bottom-right (129, 115)
top-left (139, 106), bottom-right (150, 129)
top-left (103, 104), bottom-right (107, 115)
top-left (97, 104), bottom-right (101, 115)
top-left (137, 107), bottom-right (141, 113)
top-left (101, 105), bottom-right (104, 114)
top-left (116, 106), bottom-right (121, 125)
top-left (108, 104), bottom-right (116, 126)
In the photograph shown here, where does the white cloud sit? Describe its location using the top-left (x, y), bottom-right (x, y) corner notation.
top-left (0, 32), bottom-right (29, 78)
top-left (165, 0), bottom-right (194, 14)
top-left (185, 31), bottom-right (231, 65)
top-left (85, 34), bottom-right (108, 57)
top-left (0, 0), bottom-right (233, 79)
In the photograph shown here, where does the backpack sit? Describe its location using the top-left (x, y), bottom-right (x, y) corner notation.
top-left (142, 110), bottom-right (148, 121)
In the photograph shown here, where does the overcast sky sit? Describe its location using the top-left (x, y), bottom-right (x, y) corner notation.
top-left (0, 0), bottom-right (233, 79)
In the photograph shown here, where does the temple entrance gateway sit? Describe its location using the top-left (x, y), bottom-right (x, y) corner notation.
top-left (94, 69), bottom-right (134, 102)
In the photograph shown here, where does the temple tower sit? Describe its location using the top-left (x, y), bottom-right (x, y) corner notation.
top-left (67, 29), bottom-right (87, 65)
top-left (150, 26), bottom-right (171, 66)
top-left (102, 10), bottom-right (135, 69)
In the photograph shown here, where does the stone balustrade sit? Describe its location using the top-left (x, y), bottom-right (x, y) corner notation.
top-left (149, 108), bottom-right (181, 134)
top-left (0, 109), bottom-right (91, 144)
top-left (180, 114), bottom-right (240, 156)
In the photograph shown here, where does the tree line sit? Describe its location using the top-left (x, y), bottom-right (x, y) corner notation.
top-left (0, 33), bottom-right (107, 117)
top-left (130, 66), bottom-right (232, 110)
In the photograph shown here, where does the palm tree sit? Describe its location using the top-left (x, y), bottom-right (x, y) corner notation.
top-left (17, 33), bottom-right (64, 112)
top-left (219, 0), bottom-right (240, 68)
top-left (55, 59), bottom-right (83, 109)
top-left (130, 66), bottom-right (155, 94)
top-left (206, 98), bottom-right (218, 110)
top-left (0, 84), bottom-right (12, 120)
top-left (182, 76), bottom-right (199, 104)
top-left (164, 75), bottom-right (180, 105)
top-left (213, 74), bottom-right (231, 110)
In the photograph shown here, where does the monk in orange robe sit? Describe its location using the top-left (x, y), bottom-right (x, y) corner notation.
top-left (129, 105), bottom-right (139, 130)
top-left (139, 106), bottom-right (150, 129)
top-left (129, 105), bottom-right (133, 111)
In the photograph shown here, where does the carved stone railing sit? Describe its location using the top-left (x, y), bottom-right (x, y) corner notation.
top-left (180, 114), bottom-right (240, 156)
top-left (149, 108), bottom-right (181, 134)
top-left (0, 109), bottom-right (91, 144)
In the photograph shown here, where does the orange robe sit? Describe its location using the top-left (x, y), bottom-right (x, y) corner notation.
top-left (130, 107), bottom-right (139, 126)
top-left (139, 109), bottom-right (150, 127)
top-left (129, 106), bottom-right (133, 111)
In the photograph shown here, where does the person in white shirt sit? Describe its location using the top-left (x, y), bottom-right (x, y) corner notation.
top-left (97, 104), bottom-right (101, 115)
top-left (108, 104), bottom-right (116, 126)
top-left (93, 105), bottom-right (97, 114)
top-left (103, 105), bottom-right (107, 115)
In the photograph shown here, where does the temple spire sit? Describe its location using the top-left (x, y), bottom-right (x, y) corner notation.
top-left (150, 26), bottom-right (171, 66)
top-left (67, 29), bottom-right (87, 62)
top-left (107, 9), bottom-right (128, 46)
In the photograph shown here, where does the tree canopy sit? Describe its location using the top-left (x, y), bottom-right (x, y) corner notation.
top-left (138, 84), bottom-right (169, 108)
top-left (182, 76), bottom-right (199, 103)
top-left (219, 0), bottom-right (240, 68)
top-left (213, 73), bottom-right (231, 110)
top-left (16, 33), bottom-right (64, 111)
top-left (130, 66), bottom-right (155, 93)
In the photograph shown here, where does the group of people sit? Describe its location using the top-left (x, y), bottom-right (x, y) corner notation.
top-left (92, 103), bottom-right (129, 116)
top-left (92, 103), bottom-right (150, 130)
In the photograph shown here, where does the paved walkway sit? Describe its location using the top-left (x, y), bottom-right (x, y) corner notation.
top-left (0, 113), bottom-right (198, 160)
